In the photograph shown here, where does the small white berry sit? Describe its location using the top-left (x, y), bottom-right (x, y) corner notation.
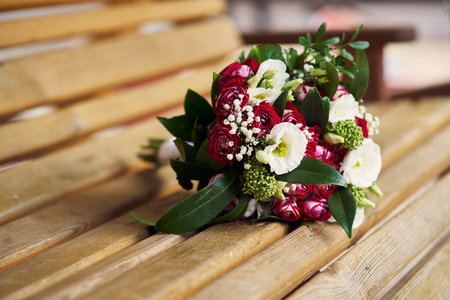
top-left (227, 154), bottom-right (233, 160)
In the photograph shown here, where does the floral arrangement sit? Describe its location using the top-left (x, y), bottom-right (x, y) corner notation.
top-left (134, 24), bottom-right (383, 238)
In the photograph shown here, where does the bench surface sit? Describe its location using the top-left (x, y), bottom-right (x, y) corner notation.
top-left (0, 1), bottom-right (449, 299)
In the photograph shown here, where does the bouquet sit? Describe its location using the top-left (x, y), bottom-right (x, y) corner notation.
top-left (133, 23), bottom-right (383, 238)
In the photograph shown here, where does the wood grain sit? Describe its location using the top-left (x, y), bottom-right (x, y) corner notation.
top-left (0, 16), bottom-right (241, 117)
top-left (0, 55), bottom-right (232, 163)
top-left (0, 0), bottom-right (227, 48)
top-left (392, 238), bottom-right (450, 300)
top-left (0, 105), bottom-right (183, 225)
top-left (0, 189), bottom-right (193, 300)
top-left (0, 0), bottom-right (126, 12)
top-left (188, 124), bottom-right (450, 300)
top-left (287, 173), bottom-right (450, 299)
top-left (0, 166), bottom-right (177, 271)
top-left (79, 221), bottom-right (289, 300)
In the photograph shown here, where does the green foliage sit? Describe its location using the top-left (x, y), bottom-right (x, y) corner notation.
top-left (258, 44), bottom-right (285, 63)
top-left (299, 88), bottom-right (330, 131)
top-left (210, 194), bottom-right (250, 223)
top-left (349, 50), bottom-right (369, 101)
top-left (157, 115), bottom-right (194, 142)
top-left (272, 89), bottom-right (290, 118)
top-left (211, 73), bottom-right (221, 101)
top-left (327, 187), bottom-right (357, 238)
top-left (184, 89), bottom-right (215, 125)
top-left (129, 211), bottom-right (156, 226)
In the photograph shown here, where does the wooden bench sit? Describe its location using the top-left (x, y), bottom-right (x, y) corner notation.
top-left (0, 1), bottom-right (449, 299)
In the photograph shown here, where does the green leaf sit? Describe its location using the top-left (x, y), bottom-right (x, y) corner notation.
top-left (273, 89), bottom-right (290, 118)
top-left (341, 49), bottom-right (354, 61)
top-left (210, 194), bottom-right (250, 223)
top-left (349, 49), bottom-right (369, 101)
top-left (349, 41), bottom-right (370, 50)
top-left (298, 36), bottom-right (309, 48)
top-left (211, 73), bottom-right (222, 102)
top-left (247, 45), bottom-right (260, 62)
top-left (170, 159), bottom-right (219, 181)
top-left (315, 22), bottom-right (326, 43)
top-left (338, 68), bottom-right (355, 79)
top-left (130, 211), bottom-right (156, 226)
top-left (195, 139), bottom-right (224, 170)
top-left (184, 89), bottom-right (215, 125)
top-left (157, 115), bottom-right (194, 141)
top-left (258, 44), bottom-right (285, 62)
top-left (192, 122), bottom-right (207, 149)
top-left (275, 157), bottom-right (347, 187)
top-left (299, 88), bottom-right (330, 131)
top-left (322, 61), bottom-right (340, 100)
top-left (327, 187), bottom-right (357, 238)
top-left (323, 37), bottom-right (340, 45)
top-left (350, 24), bottom-right (363, 43)
top-left (155, 169), bottom-right (240, 233)
top-left (238, 51), bottom-right (245, 63)
top-left (174, 138), bottom-right (196, 162)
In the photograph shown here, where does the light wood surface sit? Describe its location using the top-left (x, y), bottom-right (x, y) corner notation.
top-left (0, 0), bottom-right (227, 48)
top-left (287, 172), bottom-right (450, 299)
top-left (0, 16), bottom-right (241, 117)
top-left (0, 0), bottom-right (126, 12)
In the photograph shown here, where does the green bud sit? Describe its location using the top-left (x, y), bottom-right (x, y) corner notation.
top-left (350, 185), bottom-right (376, 207)
top-left (263, 69), bottom-right (278, 80)
top-left (247, 74), bottom-right (261, 88)
top-left (326, 120), bottom-right (364, 150)
top-left (358, 197), bottom-right (376, 208)
top-left (368, 182), bottom-right (383, 198)
top-left (310, 68), bottom-right (327, 76)
top-left (256, 150), bottom-right (269, 164)
top-left (283, 78), bottom-right (303, 91)
top-left (323, 132), bottom-right (345, 144)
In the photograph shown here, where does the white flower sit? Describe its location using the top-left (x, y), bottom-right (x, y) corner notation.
top-left (329, 94), bottom-right (359, 123)
top-left (248, 87), bottom-right (282, 105)
top-left (256, 59), bottom-right (289, 86)
top-left (328, 206), bottom-right (365, 228)
top-left (244, 198), bottom-right (257, 218)
top-left (340, 139), bottom-right (382, 188)
top-left (157, 138), bottom-right (182, 165)
top-left (264, 123), bottom-right (308, 175)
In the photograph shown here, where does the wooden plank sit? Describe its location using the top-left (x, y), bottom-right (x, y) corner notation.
top-left (0, 55), bottom-right (232, 163)
top-left (0, 105), bottom-right (183, 225)
top-left (0, 0), bottom-right (126, 12)
top-left (0, 16), bottom-right (241, 117)
top-left (372, 97), bottom-right (450, 170)
top-left (287, 173), bottom-right (450, 300)
top-left (0, 166), bottom-right (177, 271)
top-left (0, 0), bottom-right (227, 48)
top-left (72, 221), bottom-right (289, 300)
top-left (0, 189), bottom-right (194, 299)
top-left (187, 125), bottom-right (450, 300)
top-left (392, 238), bottom-right (450, 300)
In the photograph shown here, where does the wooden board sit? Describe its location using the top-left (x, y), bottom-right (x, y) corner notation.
top-left (0, 0), bottom-right (126, 12)
top-left (392, 238), bottom-right (450, 300)
top-left (0, 16), bottom-right (241, 117)
top-left (287, 172), bottom-right (450, 299)
top-left (0, 105), bottom-right (183, 225)
top-left (0, 55), bottom-right (232, 163)
top-left (0, 0), bottom-right (227, 48)
top-left (187, 124), bottom-right (450, 300)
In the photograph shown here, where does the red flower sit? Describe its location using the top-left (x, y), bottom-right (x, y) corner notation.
top-left (207, 124), bottom-right (242, 165)
top-left (305, 125), bottom-right (321, 152)
top-left (252, 101), bottom-right (281, 136)
top-left (284, 183), bottom-right (313, 199)
top-left (355, 117), bottom-right (369, 138)
top-left (213, 78), bottom-right (249, 123)
top-left (219, 58), bottom-right (259, 79)
top-left (332, 85), bottom-right (349, 101)
top-left (313, 184), bottom-right (336, 199)
top-left (297, 83), bottom-right (327, 101)
top-left (315, 143), bottom-right (335, 166)
top-left (283, 102), bottom-right (306, 129)
top-left (303, 197), bottom-right (332, 221)
top-left (243, 58), bottom-right (260, 74)
top-left (271, 198), bottom-right (305, 222)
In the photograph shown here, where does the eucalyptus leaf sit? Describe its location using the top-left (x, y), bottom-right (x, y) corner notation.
top-left (155, 169), bottom-right (240, 234)
top-left (157, 115), bottom-right (194, 141)
top-left (349, 41), bottom-right (370, 50)
top-left (327, 187), bottom-right (357, 238)
top-left (210, 194), bottom-right (250, 223)
top-left (130, 211), bottom-right (156, 226)
top-left (258, 44), bottom-right (285, 62)
top-left (322, 61), bottom-right (340, 100)
top-left (275, 157), bottom-right (347, 187)
top-left (273, 89), bottom-right (290, 118)
top-left (349, 49), bottom-right (369, 101)
top-left (299, 88), bottom-right (330, 131)
top-left (184, 89), bottom-right (215, 125)
top-left (170, 159), bottom-right (220, 181)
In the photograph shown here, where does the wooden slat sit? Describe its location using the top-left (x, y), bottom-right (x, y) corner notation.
top-left (0, 0), bottom-right (125, 12)
top-left (0, 166), bottom-right (177, 270)
top-left (287, 173), bottom-right (450, 299)
top-left (0, 55), bottom-right (232, 163)
top-left (188, 124), bottom-right (450, 300)
top-left (392, 238), bottom-right (450, 300)
top-left (0, 16), bottom-right (241, 117)
top-left (0, 0), bottom-right (227, 48)
top-left (0, 105), bottom-right (183, 225)
top-left (0, 189), bottom-right (193, 299)
top-left (76, 221), bottom-right (289, 300)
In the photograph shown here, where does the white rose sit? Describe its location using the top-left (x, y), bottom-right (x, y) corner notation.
top-left (340, 139), bottom-right (382, 188)
top-left (329, 94), bottom-right (359, 123)
top-left (264, 123), bottom-right (308, 175)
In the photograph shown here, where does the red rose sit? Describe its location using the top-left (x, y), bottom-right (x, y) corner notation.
top-left (305, 125), bottom-right (321, 152)
top-left (271, 198), bottom-right (304, 222)
top-left (252, 101), bottom-right (281, 136)
top-left (243, 58), bottom-right (260, 74)
top-left (219, 58), bottom-right (259, 79)
top-left (297, 83), bottom-right (327, 101)
top-left (304, 144), bottom-right (317, 159)
top-left (283, 102), bottom-right (306, 129)
top-left (207, 124), bottom-right (242, 165)
top-left (303, 197), bottom-right (332, 221)
top-left (213, 78), bottom-right (249, 123)
top-left (284, 183), bottom-right (313, 199)
top-left (332, 85), bottom-right (349, 101)
top-left (332, 145), bottom-right (349, 170)
top-left (355, 117), bottom-right (369, 138)
top-left (315, 143), bottom-right (335, 166)
top-left (313, 184), bottom-right (336, 199)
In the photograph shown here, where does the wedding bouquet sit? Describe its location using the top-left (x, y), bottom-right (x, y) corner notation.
top-left (134, 24), bottom-right (383, 238)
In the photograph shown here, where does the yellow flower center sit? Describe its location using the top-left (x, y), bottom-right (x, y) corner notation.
top-left (353, 160), bottom-right (362, 169)
top-left (274, 140), bottom-right (287, 157)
